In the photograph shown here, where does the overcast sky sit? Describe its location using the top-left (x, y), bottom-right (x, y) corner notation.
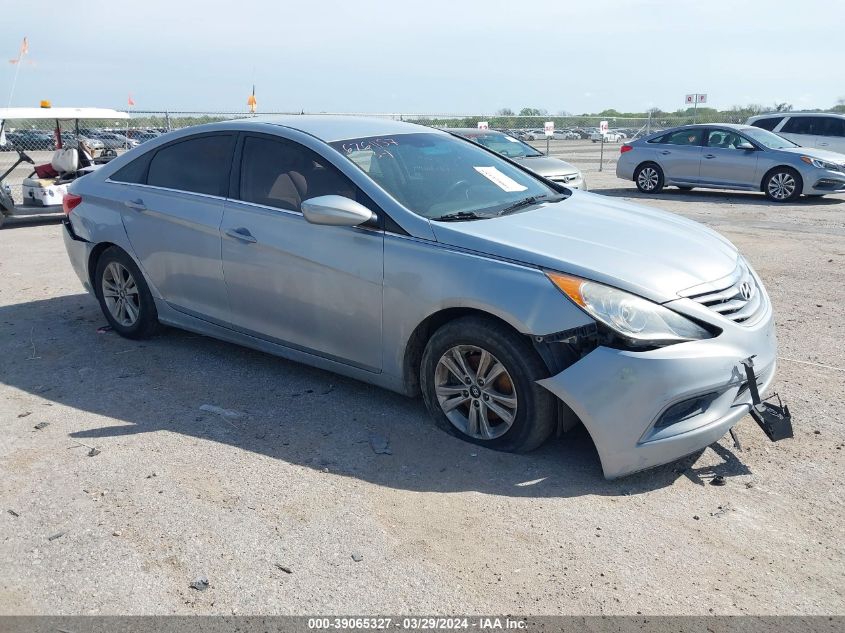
top-left (3, 0), bottom-right (843, 115)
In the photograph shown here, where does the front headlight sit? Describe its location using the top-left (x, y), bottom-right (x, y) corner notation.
top-left (801, 156), bottom-right (844, 171)
top-left (546, 272), bottom-right (713, 347)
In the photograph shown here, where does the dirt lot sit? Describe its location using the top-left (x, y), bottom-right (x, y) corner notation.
top-left (1, 141), bottom-right (844, 615)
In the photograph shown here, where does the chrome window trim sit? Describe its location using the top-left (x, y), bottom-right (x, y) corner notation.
top-left (104, 179), bottom-right (227, 201)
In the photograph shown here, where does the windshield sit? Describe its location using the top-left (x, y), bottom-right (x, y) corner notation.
top-left (467, 131), bottom-right (543, 159)
top-left (743, 127), bottom-right (798, 149)
top-left (330, 132), bottom-right (559, 219)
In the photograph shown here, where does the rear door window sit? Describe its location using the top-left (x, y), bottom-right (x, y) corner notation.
top-left (658, 129), bottom-right (704, 146)
top-left (780, 117), bottom-right (824, 135)
top-left (147, 134), bottom-right (236, 196)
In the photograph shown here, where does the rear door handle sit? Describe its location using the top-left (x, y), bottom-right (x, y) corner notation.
top-left (661, 150), bottom-right (671, 155)
top-left (704, 154), bottom-right (716, 159)
top-left (124, 198), bottom-right (146, 211)
top-left (819, 142), bottom-right (829, 147)
top-left (225, 227), bottom-right (257, 243)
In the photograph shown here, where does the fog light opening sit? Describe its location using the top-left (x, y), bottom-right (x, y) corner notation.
top-left (655, 392), bottom-right (719, 429)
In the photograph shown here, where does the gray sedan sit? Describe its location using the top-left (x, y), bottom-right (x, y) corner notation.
top-left (447, 128), bottom-right (585, 189)
top-left (62, 116), bottom-right (788, 478)
top-left (616, 123), bottom-right (845, 201)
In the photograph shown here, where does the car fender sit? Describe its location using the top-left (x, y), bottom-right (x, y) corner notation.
top-left (382, 233), bottom-right (594, 386)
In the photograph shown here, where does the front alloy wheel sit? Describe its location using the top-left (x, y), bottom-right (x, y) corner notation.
top-left (420, 316), bottom-right (557, 452)
top-left (765, 169), bottom-right (801, 202)
top-left (434, 345), bottom-right (517, 440)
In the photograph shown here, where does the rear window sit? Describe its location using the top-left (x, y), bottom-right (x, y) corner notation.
top-left (146, 134), bottom-right (235, 196)
top-left (110, 152), bottom-right (152, 184)
top-left (750, 117), bottom-right (783, 131)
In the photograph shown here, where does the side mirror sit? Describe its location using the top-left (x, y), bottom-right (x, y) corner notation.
top-left (736, 142), bottom-right (755, 151)
top-left (301, 195), bottom-right (375, 227)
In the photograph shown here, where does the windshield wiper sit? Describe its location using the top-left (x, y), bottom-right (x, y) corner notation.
top-left (496, 195), bottom-right (548, 216)
top-left (431, 211), bottom-right (491, 222)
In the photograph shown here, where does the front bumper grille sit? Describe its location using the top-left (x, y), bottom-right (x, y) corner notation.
top-left (686, 261), bottom-right (766, 326)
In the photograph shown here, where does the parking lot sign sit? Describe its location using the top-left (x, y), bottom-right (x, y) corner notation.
top-left (544, 122), bottom-right (554, 137)
top-left (685, 93), bottom-right (708, 122)
top-left (600, 120), bottom-right (608, 133)
top-left (477, 121), bottom-right (489, 130)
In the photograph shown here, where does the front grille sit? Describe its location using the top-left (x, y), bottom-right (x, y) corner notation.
top-left (551, 173), bottom-right (578, 184)
top-left (686, 261), bottom-right (766, 325)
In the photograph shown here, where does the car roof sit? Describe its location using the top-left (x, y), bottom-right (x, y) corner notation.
top-left (654, 123), bottom-right (754, 132)
top-left (748, 111), bottom-right (844, 120)
top-left (246, 115), bottom-right (442, 142)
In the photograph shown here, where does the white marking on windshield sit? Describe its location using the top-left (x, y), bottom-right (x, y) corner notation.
top-left (473, 166), bottom-right (528, 192)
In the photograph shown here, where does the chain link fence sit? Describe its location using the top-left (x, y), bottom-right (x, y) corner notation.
top-left (0, 109), bottom-right (760, 209)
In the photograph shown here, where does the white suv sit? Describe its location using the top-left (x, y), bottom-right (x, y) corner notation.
top-left (747, 112), bottom-right (845, 155)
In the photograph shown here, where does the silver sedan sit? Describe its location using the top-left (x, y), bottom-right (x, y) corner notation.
top-left (63, 116), bottom-right (789, 478)
top-left (616, 123), bottom-right (845, 201)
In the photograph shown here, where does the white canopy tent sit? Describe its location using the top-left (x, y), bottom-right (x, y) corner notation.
top-left (0, 107), bottom-right (129, 121)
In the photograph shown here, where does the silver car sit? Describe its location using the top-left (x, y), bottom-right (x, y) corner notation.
top-left (616, 123), bottom-right (845, 201)
top-left (62, 116), bottom-right (789, 478)
top-left (448, 128), bottom-right (585, 189)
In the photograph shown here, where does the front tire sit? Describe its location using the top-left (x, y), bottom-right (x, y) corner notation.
top-left (635, 163), bottom-right (664, 193)
top-left (420, 316), bottom-right (556, 453)
top-left (94, 246), bottom-right (159, 339)
top-left (763, 167), bottom-right (802, 202)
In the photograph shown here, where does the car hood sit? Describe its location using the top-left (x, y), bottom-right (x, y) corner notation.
top-left (515, 155), bottom-right (579, 176)
top-left (776, 147), bottom-right (845, 164)
top-left (429, 190), bottom-right (739, 303)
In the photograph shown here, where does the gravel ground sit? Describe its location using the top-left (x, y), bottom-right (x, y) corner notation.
top-left (1, 141), bottom-right (843, 615)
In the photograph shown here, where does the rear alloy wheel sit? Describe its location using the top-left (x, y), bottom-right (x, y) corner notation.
top-left (764, 168), bottom-right (802, 202)
top-left (420, 316), bottom-right (556, 452)
top-left (635, 163), bottom-right (664, 193)
top-left (95, 246), bottom-right (159, 339)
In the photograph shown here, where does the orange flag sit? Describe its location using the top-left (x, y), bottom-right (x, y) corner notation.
top-left (247, 85), bottom-right (257, 113)
top-left (128, 93), bottom-right (135, 107)
top-left (9, 36), bottom-right (28, 64)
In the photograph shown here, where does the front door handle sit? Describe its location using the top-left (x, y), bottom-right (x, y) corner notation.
top-left (225, 227), bottom-right (257, 243)
top-left (819, 142), bottom-right (829, 147)
top-left (661, 150), bottom-right (671, 155)
top-left (704, 154), bottom-right (716, 159)
top-left (124, 198), bottom-right (146, 211)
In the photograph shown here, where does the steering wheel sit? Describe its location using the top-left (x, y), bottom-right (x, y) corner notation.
top-left (443, 179), bottom-right (471, 200)
top-left (17, 149), bottom-right (35, 165)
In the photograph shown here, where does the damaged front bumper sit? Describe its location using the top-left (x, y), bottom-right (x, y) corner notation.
top-left (538, 304), bottom-right (784, 479)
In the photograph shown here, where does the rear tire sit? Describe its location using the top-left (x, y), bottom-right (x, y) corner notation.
top-left (94, 246), bottom-right (159, 339)
top-left (635, 163), bottom-right (664, 193)
top-left (763, 167), bottom-right (802, 202)
top-left (420, 316), bottom-right (556, 453)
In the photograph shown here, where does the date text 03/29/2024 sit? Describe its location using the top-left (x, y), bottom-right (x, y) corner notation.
top-left (307, 617), bottom-right (528, 630)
